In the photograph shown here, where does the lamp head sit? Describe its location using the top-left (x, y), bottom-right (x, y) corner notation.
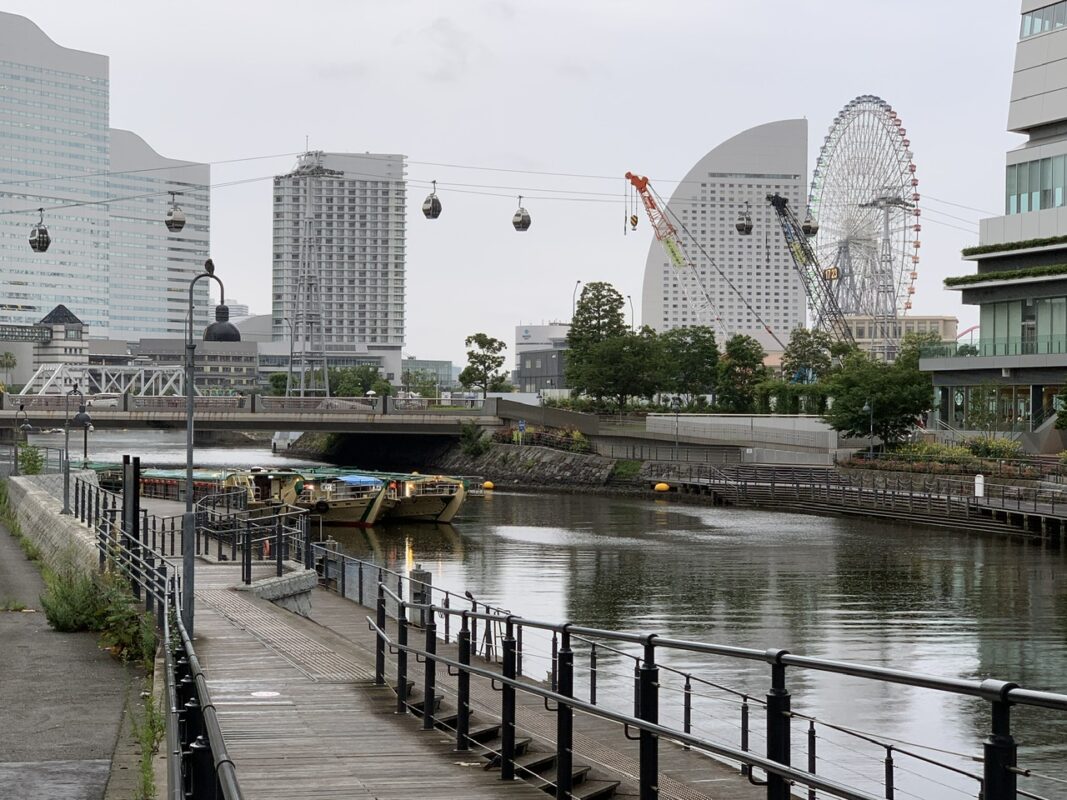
top-left (73, 404), bottom-right (92, 428)
top-left (862, 402), bottom-right (871, 414)
top-left (204, 305), bottom-right (242, 342)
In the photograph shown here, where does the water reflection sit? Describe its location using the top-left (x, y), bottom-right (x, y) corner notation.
top-left (329, 490), bottom-right (1067, 798)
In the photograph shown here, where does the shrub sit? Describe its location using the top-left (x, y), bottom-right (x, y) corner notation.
top-left (18, 445), bottom-right (43, 475)
top-left (459, 420), bottom-right (491, 458)
top-left (964, 436), bottom-right (1023, 459)
top-left (611, 460), bottom-right (642, 481)
top-left (569, 430), bottom-right (591, 453)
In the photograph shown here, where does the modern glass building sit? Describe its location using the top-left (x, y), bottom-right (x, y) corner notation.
top-left (920, 1), bottom-right (1067, 451)
top-left (0, 13), bottom-right (210, 341)
top-left (639, 119), bottom-right (807, 349)
top-left (272, 151), bottom-right (406, 381)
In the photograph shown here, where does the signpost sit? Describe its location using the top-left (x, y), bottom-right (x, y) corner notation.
top-left (518, 419), bottom-right (526, 446)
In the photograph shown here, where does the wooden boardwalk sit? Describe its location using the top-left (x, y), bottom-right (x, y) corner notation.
top-left (191, 562), bottom-right (764, 800)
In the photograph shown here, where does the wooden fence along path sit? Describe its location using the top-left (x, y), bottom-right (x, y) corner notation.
top-left (191, 563), bottom-right (763, 800)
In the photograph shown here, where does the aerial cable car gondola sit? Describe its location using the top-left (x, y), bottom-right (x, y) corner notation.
top-left (512, 195), bottom-right (531, 231)
top-left (28, 208), bottom-right (50, 253)
top-left (801, 209), bottom-right (819, 237)
top-left (165, 191), bottom-right (186, 233)
top-left (735, 202), bottom-right (753, 235)
top-left (422, 180), bottom-right (442, 219)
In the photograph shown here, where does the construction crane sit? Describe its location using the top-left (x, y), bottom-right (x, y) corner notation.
top-left (759, 193), bottom-right (855, 345)
top-left (624, 172), bottom-right (728, 338)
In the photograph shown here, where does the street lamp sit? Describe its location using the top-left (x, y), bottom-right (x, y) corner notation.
top-left (626, 295), bottom-right (635, 332)
top-left (62, 387), bottom-right (91, 514)
top-left (862, 399), bottom-right (874, 459)
top-left (13, 404), bottom-right (30, 476)
top-left (184, 259), bottom-right (241, 635)
top-left (572, 280), bottom-right (582, 319)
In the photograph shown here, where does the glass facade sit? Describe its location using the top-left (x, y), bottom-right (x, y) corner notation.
top-left (1021, 2), bottom-right (1067, 39)
top-left (1004, 156), bottom-right (1067, 214)
top-left (937, 384), bottom-right (1064, 432)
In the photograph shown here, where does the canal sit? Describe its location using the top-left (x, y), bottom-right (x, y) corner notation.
top-left (50, 432), bottom-right (1066, 797)
top-left (327, 490), bottom-right (1067, 799)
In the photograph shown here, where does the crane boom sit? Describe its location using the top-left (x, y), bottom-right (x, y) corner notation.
top-left (625, 172), bottom-right (726, 336)
top-left (765, 193), bottom-right (855, 345)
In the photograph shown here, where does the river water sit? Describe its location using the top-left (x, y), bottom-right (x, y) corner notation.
top-left (55, 433), bottom-right (1067, 798)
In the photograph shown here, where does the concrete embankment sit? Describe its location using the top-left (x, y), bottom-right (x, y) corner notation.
top-left (6, 471), bottom-right (99, 573)
top-left (433, 442), bottom-right (617, 487)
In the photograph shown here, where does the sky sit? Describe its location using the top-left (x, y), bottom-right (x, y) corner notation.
top-left (5, 0), bottom-right (1021, 364)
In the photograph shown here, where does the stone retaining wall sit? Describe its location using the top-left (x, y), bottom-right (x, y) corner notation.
top-left (433, 443), bottom-right (615, 486)
top-left (6, 471), bottom-right (99, 574)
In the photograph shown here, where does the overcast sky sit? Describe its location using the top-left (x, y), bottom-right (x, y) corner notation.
top-left (8, 0), bottom-right (1020, 364)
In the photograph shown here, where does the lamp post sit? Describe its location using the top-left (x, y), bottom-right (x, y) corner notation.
top-left (13, 404), bottom-right (29, 476)
top-left (626, 295), bottom-right (635, 332)
top-left (184, 259), bottom-right (241, 635)
top-left (572, 280), bottom-right (582, 319)
top-left (862, 399), bottom-right (874, 459)
top-left (62, 386), bottom-right (91, 514)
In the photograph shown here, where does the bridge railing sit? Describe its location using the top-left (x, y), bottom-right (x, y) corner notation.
top-left (366, 580), bottom-right (1067, 800)
top-left (92, 480), bottom-right (243, 800)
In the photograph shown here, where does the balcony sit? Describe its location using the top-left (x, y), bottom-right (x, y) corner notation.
top-left (919, 335), bottom-right (1067, 372)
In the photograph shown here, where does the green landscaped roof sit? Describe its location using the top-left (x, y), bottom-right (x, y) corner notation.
top-left (944, 263), bottom-right (1067, 287)
top-left (961, 235), bottom-right (1067, 258)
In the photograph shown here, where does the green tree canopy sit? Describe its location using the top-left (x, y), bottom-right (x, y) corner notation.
top-left (268, 372), bottom-right (288, 396)
top-left (329, 365), bottom-right (391, 397)
top-left (781, 328), bottom-right (834, 383)
top-left (717, 335), bottom-right (767, 412)
top-left (821, 334), bottom-right (935, 446)
top-left (586, 328), bottom-right (661, 410)
top-left (565, 282), bottom-right (629, 401)
top-left (459, 333), bottom-right (507, 398)
top-left (659, 325), bottom-right (718, 402)
top-left (403, 368), bottom-right (440, 397)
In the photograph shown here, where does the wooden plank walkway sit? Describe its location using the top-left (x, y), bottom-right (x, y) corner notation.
top-left (189, 561), bottom-right (764, 800)
top-left (192, 564), bottom-right (547, 800)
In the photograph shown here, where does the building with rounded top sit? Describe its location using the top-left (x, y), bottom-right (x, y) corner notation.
top-left (640, 119), bottom-right (808, 351)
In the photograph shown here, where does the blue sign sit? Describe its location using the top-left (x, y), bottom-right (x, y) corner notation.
top-left (518, 419), bottom-right (526, 432)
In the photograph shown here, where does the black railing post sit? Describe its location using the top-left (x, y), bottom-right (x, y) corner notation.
top-left (375, 582), bottom-right (386, 685)
top-left (981, 680), bottom-right (1018, 800)
top-left (396, 602), bottom-right (408, 714)
top-left (340, 554), bottom-right (347, 599)
top-left (741, 695), bottom-right (750, 776)
top-left (556, 625), bottom-right (574, 800)
top-left (551, 631), bottom-right (559, 692)
top-left (500, 617), bottom-right (517, 782)
top-left (589, 643), bottom-right (598, 705)
top-left (884, 745), bottom-right (895, 800)
top-left (302, 516), bottom-right (311, 568)
top-left (638, 636), bottom-right (659, 800)
top-left (456, 614), bottom-right (471, 752)
top-left (189, 735), bottom-right (214, 798)
top-left (145, 551), bottom-right (155, 615)
top-left (242, 529), bottom-right (251, 585)
top-left (807, 721), bottom-right (817, 800)
top-left (683, 675), bottom-right (692, 745)
top-left (274, 516), bottom-right (283, 577)
top-left (765, 649), bottom-right (791, 800)
top-left (357, 559), bottom-right (365, 606)
top-left (516, 623), bottom-right (523, 676)
top-left (422, 615), bottom-right (437, 730)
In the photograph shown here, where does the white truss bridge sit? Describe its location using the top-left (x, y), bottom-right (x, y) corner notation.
top-left (19, 364), bottom-right (202, 396)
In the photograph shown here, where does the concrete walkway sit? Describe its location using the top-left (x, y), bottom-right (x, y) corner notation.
top-left (0, 523), bottom-right (132, 800)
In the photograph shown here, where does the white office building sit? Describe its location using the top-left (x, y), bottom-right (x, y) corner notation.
top-left (0, 13), bottom-right (210, 341)
top-left (272, 151), bottom-right (406, 381)
top-left (640, 119), bottom-right (808, 348)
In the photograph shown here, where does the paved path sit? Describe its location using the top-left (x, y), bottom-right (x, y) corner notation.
top-left (0, 523), bottom-right (132, 800)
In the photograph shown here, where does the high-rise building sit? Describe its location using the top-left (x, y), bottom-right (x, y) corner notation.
top-left (920, 1), bottom-right (1067, 451)
top-left (0, 13), bottom-right (210, 341)
top-left (640, 119), bottom-right (807, 349)
top-left (272, 151), bottom-right (406, 382)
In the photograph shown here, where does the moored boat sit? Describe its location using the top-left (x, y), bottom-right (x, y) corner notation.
top-left (297, 474), bottom-right (388, 525)
top-left (374, 472), bottom-right (467, 523)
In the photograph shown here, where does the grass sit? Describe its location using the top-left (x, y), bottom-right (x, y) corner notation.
top-left (129, 677), bottom-right (165, 800)
top-left (611, 459), bottom-right (643, 481)
top-left (1, 598), bottom-right (28, 612)
top-left (0, 480), bottom-right (41, 562)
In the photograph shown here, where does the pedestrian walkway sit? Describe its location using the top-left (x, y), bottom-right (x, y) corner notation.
top-left (0, 523), bottom-right (132, 800)
top-left (191, 561), bottom-right (763, 800)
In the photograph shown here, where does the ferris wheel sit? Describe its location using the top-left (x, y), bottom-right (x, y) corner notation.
top-left (808, 95), bottom-right (920, 354)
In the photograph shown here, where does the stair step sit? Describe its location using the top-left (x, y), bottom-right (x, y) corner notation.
top-left (571, 779), bottom-right (621, 800)
top-left (466, 722), bottom-right (502, 743)
top-left (512, 750), bottom-right (557, 776)
top-left (407, 695), bottom-right (443, 717)
top-left (528, 764), bottom-right (592, 792)
top-left (482, 738), bottom-right (533, 768)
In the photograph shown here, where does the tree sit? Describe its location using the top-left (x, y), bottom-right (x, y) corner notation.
top-left (584, 328), bottom-right (661, 410)
top-left (781, 328), bottom-right (833, 383)
top-left (330, 365), bottom-right (386, 397)
top-left (268, 372), bottom-right (288, 396)
top-left (459, 333), bottom-right (507, 398)
top-left (717, 335), bottom-right (767, 412)
top-left (403, 368), bottom-right (440, 397)
top-left (659, 325), bottom-right (718, 403)
top-left (565, 282), bottom-right (628, 399)
top-left (821, 335), bottom-right (934, 446)
top-left (0, 351), bottom-right (15, 388)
